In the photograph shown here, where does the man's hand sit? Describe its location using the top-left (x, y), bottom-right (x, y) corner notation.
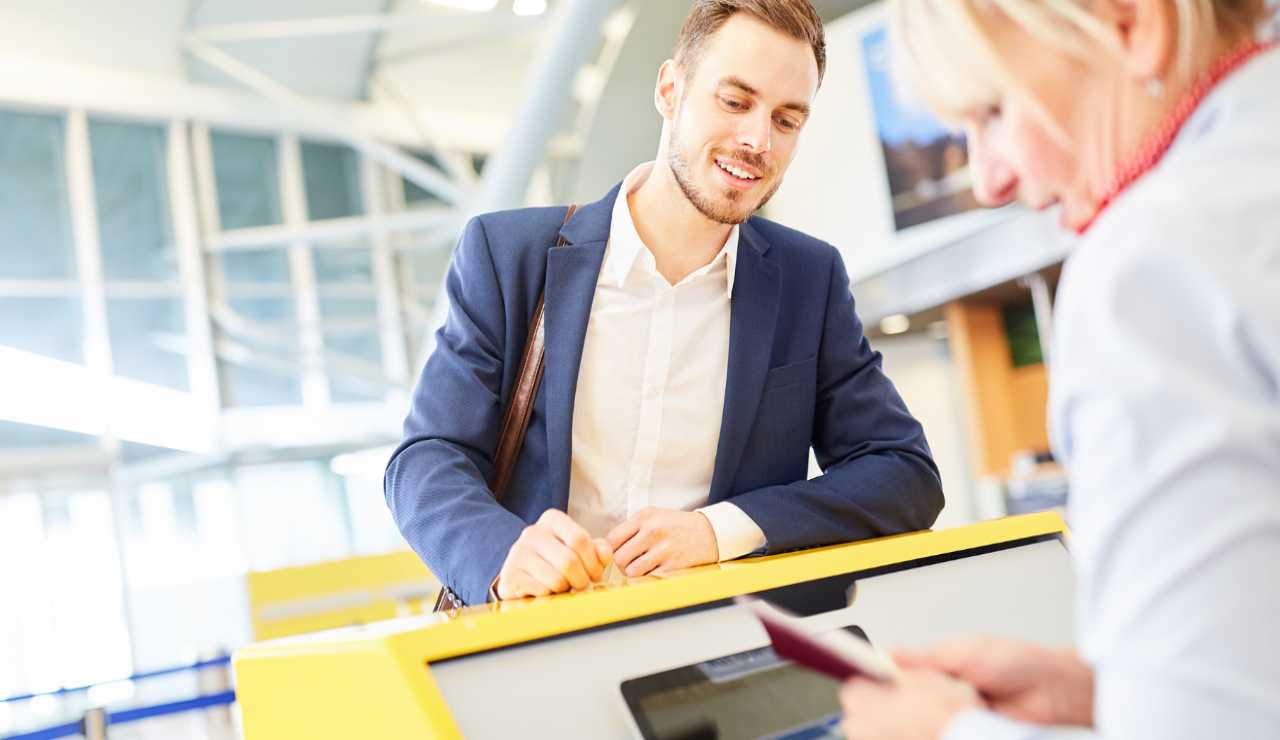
top-left (895, 637), bottom-right (1095, 727)
top-left (495, 509), bottom-right (612, 600)
top-left (839, 668), bottom-right (982, 740)
top-left (606, 507), bottom-right (718, 577)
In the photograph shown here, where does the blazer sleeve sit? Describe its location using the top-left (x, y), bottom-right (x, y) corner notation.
top-left (383, 216), bottom-right (527, 606)
top-left (728, 248), bottom-right (944, 552)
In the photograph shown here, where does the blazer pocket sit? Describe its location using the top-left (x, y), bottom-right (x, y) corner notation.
top-left (763, 356), bottom-right (817, 391)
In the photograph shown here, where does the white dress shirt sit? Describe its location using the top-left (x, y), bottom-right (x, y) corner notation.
top-left (945, 47), bottom-right (1280, 740)
top-left (567, 162), bottom-right (767, 561)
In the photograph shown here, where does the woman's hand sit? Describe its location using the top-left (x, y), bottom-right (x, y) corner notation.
top-left (839, 668), bottom-right (982, 740)
top-left (895, 637), bottom-right (1095, 727)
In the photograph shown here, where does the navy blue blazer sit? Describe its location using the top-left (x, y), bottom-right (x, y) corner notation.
top-left (385, 184), bottom-right (943, 605)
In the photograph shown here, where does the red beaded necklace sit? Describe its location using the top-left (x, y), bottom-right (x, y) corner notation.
top-left (1076, 39), bottom-right (1279, 236)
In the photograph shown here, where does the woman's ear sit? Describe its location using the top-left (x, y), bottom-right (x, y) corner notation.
top-left (654, 59), bottom-right (682, 121)
top-left (1106, 0), bottom-right (1178, 80)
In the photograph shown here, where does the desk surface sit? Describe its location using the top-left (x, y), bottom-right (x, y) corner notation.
top-left (234, 513), bottom-right (1073, 740)
top-left (436, 538), bottom-right (1074, 738)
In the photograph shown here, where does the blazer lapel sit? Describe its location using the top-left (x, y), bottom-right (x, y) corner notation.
top-left (708, 221), bottom-right (780, 502)
top-left (541, 187), bottom-right (617, 511)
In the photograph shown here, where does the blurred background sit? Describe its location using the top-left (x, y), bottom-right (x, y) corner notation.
top-left (0, 1), bottom-right (1094, 737)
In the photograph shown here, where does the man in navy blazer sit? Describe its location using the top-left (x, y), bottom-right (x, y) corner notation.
top-left (385, 0), bottom-right (942, 606)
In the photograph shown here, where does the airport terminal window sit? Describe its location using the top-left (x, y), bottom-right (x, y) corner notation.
top-left (217, 247), bottom-right (304, 407)
top-left (0, 109), bottom-right (84, 367)
top-left (401, 150), bottom-right (449, 208)
top-left (0, 491), bottom-right (132, 698)
top-left (341, 473), bottom-right (408, 556)
top-left (301, 140), bottom-right (364, 220)
top-left (210, 130), bottom-right (283, 230)
top-left (0, 109), bottom-right (78, 281)
top-left (89, 120), bottom-right (178, 282)
top-left (233, 462), bottom-right (354, 570)
top-left (397, 241), bottom-right (452, 364)
top-left (314, 244), bottom-right (386, 403)
top-left (0, 295), bottom-right (84, 363)
top-left (191, 478), bottom-right (249, 578)
top-left (123, 480), bottom-right (204, 589)
top-left (105, 297), bottom-right (189, 391)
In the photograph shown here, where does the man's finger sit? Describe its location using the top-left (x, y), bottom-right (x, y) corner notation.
top-left (625, 546), bottom-right (663, 577)
top-left (519, 541), bottom-right (572, 593)
top-left (497, 563), bottom-right (550, 600)
top-left (606, 516), bottom-right (642, 551)
top-left (613, 525), bottom-right (655, 570)
top-left (593, 538), bottom-right (613, 577)
top-left (530, 533), bottom-right (590, 590)
top-left (542, 511), bottom-right (606, 581)
top-left (501, 569), bottom-right (550, 599)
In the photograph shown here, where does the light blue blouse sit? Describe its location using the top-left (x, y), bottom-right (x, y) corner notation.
top-left (946, 45), bottom-right (1280, 740)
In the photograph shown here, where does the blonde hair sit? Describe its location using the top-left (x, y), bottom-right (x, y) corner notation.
top-left (888, 0), bottom-right (1270, 124)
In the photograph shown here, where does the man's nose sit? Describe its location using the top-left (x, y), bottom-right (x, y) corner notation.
top-left (736, 111), bottom-right (772, 155)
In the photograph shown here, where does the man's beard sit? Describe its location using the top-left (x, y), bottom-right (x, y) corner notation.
top-left (667, 120), bottom-right (781, 225)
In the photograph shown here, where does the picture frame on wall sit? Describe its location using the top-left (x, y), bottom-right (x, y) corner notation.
top-left (860, 21), bottom-right (982, 232)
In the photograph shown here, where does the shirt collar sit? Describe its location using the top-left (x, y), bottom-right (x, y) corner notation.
top-left (604, 162), bottom-right (739, 298)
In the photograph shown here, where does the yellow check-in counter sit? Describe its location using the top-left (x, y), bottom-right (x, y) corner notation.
top-left (234, 512), bottom-right (1073, 739)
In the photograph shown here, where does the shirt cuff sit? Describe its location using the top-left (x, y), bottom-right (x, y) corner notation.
top-left (943, 709), bottom-right (1094, 740)
top-left (697, 502), bottom-right (767, 561)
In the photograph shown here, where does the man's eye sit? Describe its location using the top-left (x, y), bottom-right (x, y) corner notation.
top-left (775, 117), bottom-right (800, 132)
top-left (721, 97), bottom-right (747, 110)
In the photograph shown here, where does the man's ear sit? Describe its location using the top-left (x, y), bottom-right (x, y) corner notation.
top-left (1104, 0), bottom-right (1177, 79)
top-left (654, 59), bottom-right (682, 121)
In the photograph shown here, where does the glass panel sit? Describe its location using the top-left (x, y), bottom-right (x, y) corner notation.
top-left (0, 492), bottom-right (54, 698)
top-left (341, 473), bottom-right (407, 555)
top-left (402, 151), bottom-right (448, 208)
top-left (106, 297), bottom-right (189, 391)
top-left (220, 297), bottom-right (303, 407)
top-left (313, 245), bottom-right (373, 285)
top-left (401, 248), bottom-right (452, 294)
top-left (0, 296), bottom-right (83, 363)
top-left (234, 463), bottom-right (352, 570)
top-left (49, 492), bottom-right (132, 687)
top-left (301, 141), bottom-right (363, 220)
top-left (319, 296), bottom-right (378, 321)
top-left (319, 296), bottom-right (383, 403)
top-left (119, 441), bottom-right (183, 464)
top-left (0, 110), bottom-right (77, 280)
top-left (221, 247), bottom-right (291, 286)
top-left (0, 420), bottom-right (95, 449)
top-left (192, 478), bottom-right (247, 578)
top-left (89, 120), bottom-right (177, 282)
top-left (227, 296), bottom-right (297, 326)
top-left (210, 131), bottom-right (282, 230)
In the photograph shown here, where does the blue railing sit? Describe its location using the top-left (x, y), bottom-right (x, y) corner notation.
top-left (0, 656), bottom-right (231, 705)
top-left (1, 656), bottom-right (235, 740)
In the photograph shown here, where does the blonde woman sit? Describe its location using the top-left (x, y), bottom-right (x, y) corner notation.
top-left (837, 1), bottom-right (1280, 739)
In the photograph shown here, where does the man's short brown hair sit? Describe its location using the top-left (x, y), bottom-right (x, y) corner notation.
top-left (674, 0), bottom-right (827, 85)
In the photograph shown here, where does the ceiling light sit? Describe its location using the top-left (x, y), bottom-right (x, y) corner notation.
top-left (513, 0), bottom-right (548, 16)
top-left (422, 0), bottom-right (500, 11)
top-left (879, 314), bottom-right (910, 335)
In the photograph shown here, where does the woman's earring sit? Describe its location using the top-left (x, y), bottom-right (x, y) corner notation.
top-left (1146, 78), bottom-right (1165, 98)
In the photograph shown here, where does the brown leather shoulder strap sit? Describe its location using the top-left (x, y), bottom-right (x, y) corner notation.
top-left (488, 204), bottom-right (577, 502)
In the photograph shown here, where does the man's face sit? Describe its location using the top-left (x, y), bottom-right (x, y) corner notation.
top-left (664, 13), bottom-right (820, 224)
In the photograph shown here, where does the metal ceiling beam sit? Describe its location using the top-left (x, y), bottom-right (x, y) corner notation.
top-left (471, 0), bottom-right (619, 214)
top-left (187, 12), bottom-right (540, 44)
top-left (184, 35), bottom-right (466, 204)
